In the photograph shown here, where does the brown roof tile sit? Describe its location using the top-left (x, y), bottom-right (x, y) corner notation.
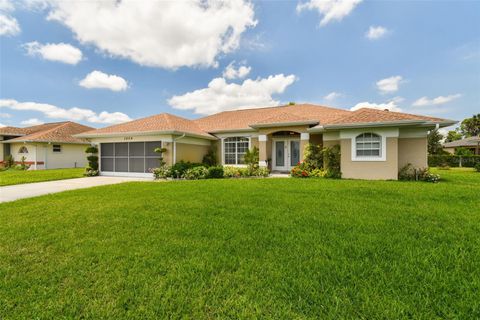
top-left (79, 113), bottom-right (215, 139)
top-left (6, 122), bottom-right (94, 144)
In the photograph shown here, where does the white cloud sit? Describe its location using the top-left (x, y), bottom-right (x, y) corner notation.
top-left (365, 26), bottom-right (388, 40)
top-left (21, 118), bottom-right (44, 126)
top-left (79, 70), bottom-right (128, 92)
top-left (351, 99), bottom-right (402, 112)
top-left (412, 94), bottom-right (462, 107)
top-left (323, 91), bottom-right (343, 101)
top-left (23, 41), bottom-right (83, 65)
top-left (0, 0), bottom-right (20, 36)
top-left (0, 123), bottom-right (5, 127)
top-left (376, 75), bottom-right (403, 94)
top-left (0, 99), bottom-right (131, 124)
top-left (297, 0), bottom-right (362, 27)
top-left (40, 0), bottom-right (256, 69)
top-left (223, 61), bottom-right (251, 79)
top-left (0, 112), bottom-right (11, 118)
top-left (168, 74), bottom-right (297, 115)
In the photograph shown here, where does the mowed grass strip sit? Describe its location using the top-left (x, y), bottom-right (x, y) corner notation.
top-left (0, 168), bottom-right (84, 186)
top-left (0, 169), bottom-right (479, 319)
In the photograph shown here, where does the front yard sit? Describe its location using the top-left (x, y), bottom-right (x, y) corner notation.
top-left (0, 169), bottom-right (478, 318)
top-left (0, 168), bottom-right (84, 186)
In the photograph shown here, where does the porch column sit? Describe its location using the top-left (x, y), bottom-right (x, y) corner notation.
top-left (258, 134), bottom-right (268, 167)
top-left (299, 133), bottom-right (310, 162)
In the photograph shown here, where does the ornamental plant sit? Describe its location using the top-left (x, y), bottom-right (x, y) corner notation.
top-left (84, 145), bottom-right (99, 177)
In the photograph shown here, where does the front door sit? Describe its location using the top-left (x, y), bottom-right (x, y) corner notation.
top-left (273, 139), bottom-right (300, 171)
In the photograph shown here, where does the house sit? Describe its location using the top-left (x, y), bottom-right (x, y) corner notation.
top-left (76, 104), bottom-right (456, 180)
top-left (443, 136), bottom-right (480, 155)
top-left (0, 121), bottom-right (94, 169)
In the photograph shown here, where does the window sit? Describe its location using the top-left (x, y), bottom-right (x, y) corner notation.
top-left (224, 137), bottom-right (249, 165)
top-left (53, 145), bottom-right (62, 153)
top-left (18, 146), bottom-right (28, 154)
top-left (355, 133), bottom-right (381, 157)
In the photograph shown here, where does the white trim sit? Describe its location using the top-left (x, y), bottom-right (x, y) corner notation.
top-left (258, 134), bottom-right (267, 142)
top-left (351, 133), bottom-right (386, 162)
top-left (272, 137), bottom-right (300, 171)
top-left (341, 128), bottom-right (398, 162)
top-left (300, 133), bottom-right (310, 141)
top-left (221, 136), bottom-right (250, 166)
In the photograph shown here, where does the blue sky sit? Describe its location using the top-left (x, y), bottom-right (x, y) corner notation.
top-left (0, 0), bottom-right (479, 130)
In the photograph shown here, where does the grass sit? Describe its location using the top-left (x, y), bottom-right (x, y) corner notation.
top-left (0, 168), bottom-right (479, 319)
top-left (0, 168), bottom-right (84, 186)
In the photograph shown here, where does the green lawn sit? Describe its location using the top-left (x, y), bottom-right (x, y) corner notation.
top-left (0, 169), bottom-right (479, 319)
top-left (0, 168), bottom-right (84, 186)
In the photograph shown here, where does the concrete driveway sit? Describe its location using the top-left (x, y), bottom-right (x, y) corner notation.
top-left (0, 176), bottom-right (152, 203)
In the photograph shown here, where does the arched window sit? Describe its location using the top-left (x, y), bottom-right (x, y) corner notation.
top-left (224, 137), bottom-right (249, 165)
top-left (355, 133), bottom-right (381, 157)
top-left (18, 146), bottom-right (29, 154)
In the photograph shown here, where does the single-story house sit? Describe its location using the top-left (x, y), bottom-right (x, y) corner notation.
top-left (443, 136), bottom-right (480, 155)
top-left (0, 121), bottom-right (94, 169)
top-left (76, 104), bottom-right (456, 180)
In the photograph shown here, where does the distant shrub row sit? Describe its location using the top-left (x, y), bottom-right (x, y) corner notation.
top-left (428, 155), bottom-right (480, 168)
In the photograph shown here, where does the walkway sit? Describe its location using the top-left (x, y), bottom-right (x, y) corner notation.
top-left (0, 176), bottom-right (152, 203)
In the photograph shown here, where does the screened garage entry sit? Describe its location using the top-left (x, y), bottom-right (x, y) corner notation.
top-left (100, 141), bottom-right (161, 175)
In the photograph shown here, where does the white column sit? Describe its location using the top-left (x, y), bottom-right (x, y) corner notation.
top-left (300, 133), bottom-right (310, 141)
top-left (34, 144), bottom-right (37, 170)
top-left (221, 138), bottom-right (225, 165)
top-left (258, 135), bottom-right (268, 167)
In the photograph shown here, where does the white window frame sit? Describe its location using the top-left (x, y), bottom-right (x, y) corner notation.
top-left (352, 133), bottom-right (386, 161)
top-left (52, 144), bottom-right (62, 153)
top-left (223, 136), bottom-right (250, 166)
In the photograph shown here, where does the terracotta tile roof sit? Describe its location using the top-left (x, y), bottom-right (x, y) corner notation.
top-left (194, 104), bottom-right (351, 132)
top-left (78, 113), bottom-right (215, 139)
top-left (0, 121), bottom-right (71, 136)
top-left (443, 135), bottom-right (480, 148)
top-left (6, 122), bottom-right (94, 144)
top-left (324, 108), bottom-right (452, 127)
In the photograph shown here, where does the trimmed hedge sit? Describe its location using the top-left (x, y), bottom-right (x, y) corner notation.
top-left (428, 155), bottom-right (480, 168)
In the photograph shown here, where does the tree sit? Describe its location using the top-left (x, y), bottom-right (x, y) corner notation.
top-left (427, 129), bottom-right (444, 155)
top-left (460, 114), bottom-right (480, 137)
top-left (445, 130), bottom-right (462, 143)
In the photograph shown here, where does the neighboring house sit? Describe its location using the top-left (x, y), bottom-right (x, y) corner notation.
top-left (443, 136), bottom-right (480, 155)
top-left (0, 121), bottom-right (94, 169)
top-left (76, 104), bottom-right (456, 180)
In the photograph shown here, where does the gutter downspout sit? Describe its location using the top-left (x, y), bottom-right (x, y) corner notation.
top-left (172, 133), bottom-right (186, 165)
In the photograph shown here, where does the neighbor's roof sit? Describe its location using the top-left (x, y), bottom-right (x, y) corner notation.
top-left (0, 121), bottom-right (72, 136)
top-left (443, 135), bottom-right (480, 148)
top-left (4, 122), bottom-right (94, 144)
top-left (77, 113), bottom-right (216, 139)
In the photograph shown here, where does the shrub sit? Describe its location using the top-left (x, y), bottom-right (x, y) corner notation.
top-left (223, 166), bottom-right (269, 178)
top-left (475, 162), bottom-right (480, 172)
top-left (84, 145), bottom-right (99, 176)
top-left (223, 166), bottom-right (242, 178)
top-left (154, 147), bottom-right (168, 167)
top-left (290, 165), bottom-right (309, 178)
top-left (4, 155), bottom-right (14, 168)
top-left (207, 166), bottom-right (224, 179)
top-left (252, 166), bottom-right (270, 177)
top-left (152, 166), bottom-right (170, 180)
top-left (19, 156), bottom-right (29, 170)
top-left (310, 168), bottom-right (326, 178)
top-left (323, 145), bottom-right (341, 179)
top-left (202, 147), bottom-right (217, 167)
top-left (184, 166), bottom-right (209, 180)
top-left (428, 155), bottom-right (480, 168)
top-left (398, 164), bottom-right (440, 183)
top-left (169, 161), bottom-right (202, 178)
top-left (244, 147), bottom-right (259, 167)
top-left (303, 144), bottom-right (323, 170)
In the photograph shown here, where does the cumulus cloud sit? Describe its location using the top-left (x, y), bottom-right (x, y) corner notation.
top-left (168, 74), bottom-right (297, 115)
top-left (351, 99), bottom-right (402, 112)
top-left (21, 118), bottom-right (44, 126)
top-left (23, 41), bottom-right (83, 65)
top-left (365, 25), bottom-right (388, 40)
top-left (323, 91), bottom-right (343, 101)
top-left (79, 70), bottom-right (128, 92)
top-left (376, 75), bottom-right (403, 94)
top-left (0, 0), bottom-right (20, 36)
top-left (412, 94), bottom-right (462, 107)
top-left (223, 61), bottom-right (251, 79)
top-left (297, 0), bottom-right (362, 27)
top-left (39, 0), bottom-right (256, 69)
top-left (0, 99), bottom-right (131, 124)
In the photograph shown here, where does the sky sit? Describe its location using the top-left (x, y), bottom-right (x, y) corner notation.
top-left (0, 0), bottom-right (479, 131)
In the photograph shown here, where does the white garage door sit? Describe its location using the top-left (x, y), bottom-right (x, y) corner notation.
top-left (100, 141), bottom-right (161, 175)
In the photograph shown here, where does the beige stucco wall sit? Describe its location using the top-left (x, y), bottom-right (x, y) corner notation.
top-left (9, 142), bottom-right (87, 169)
top-left (341, 137), bottom-right (399, 180)
top-left (443, 147), bottom-right (455, 154)
top-left (398, 137), bottom-right (428, 169)
top-left (323, 140), bottom-right (340, 148)
top-left (175, 142), bottom-right (210, 164)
